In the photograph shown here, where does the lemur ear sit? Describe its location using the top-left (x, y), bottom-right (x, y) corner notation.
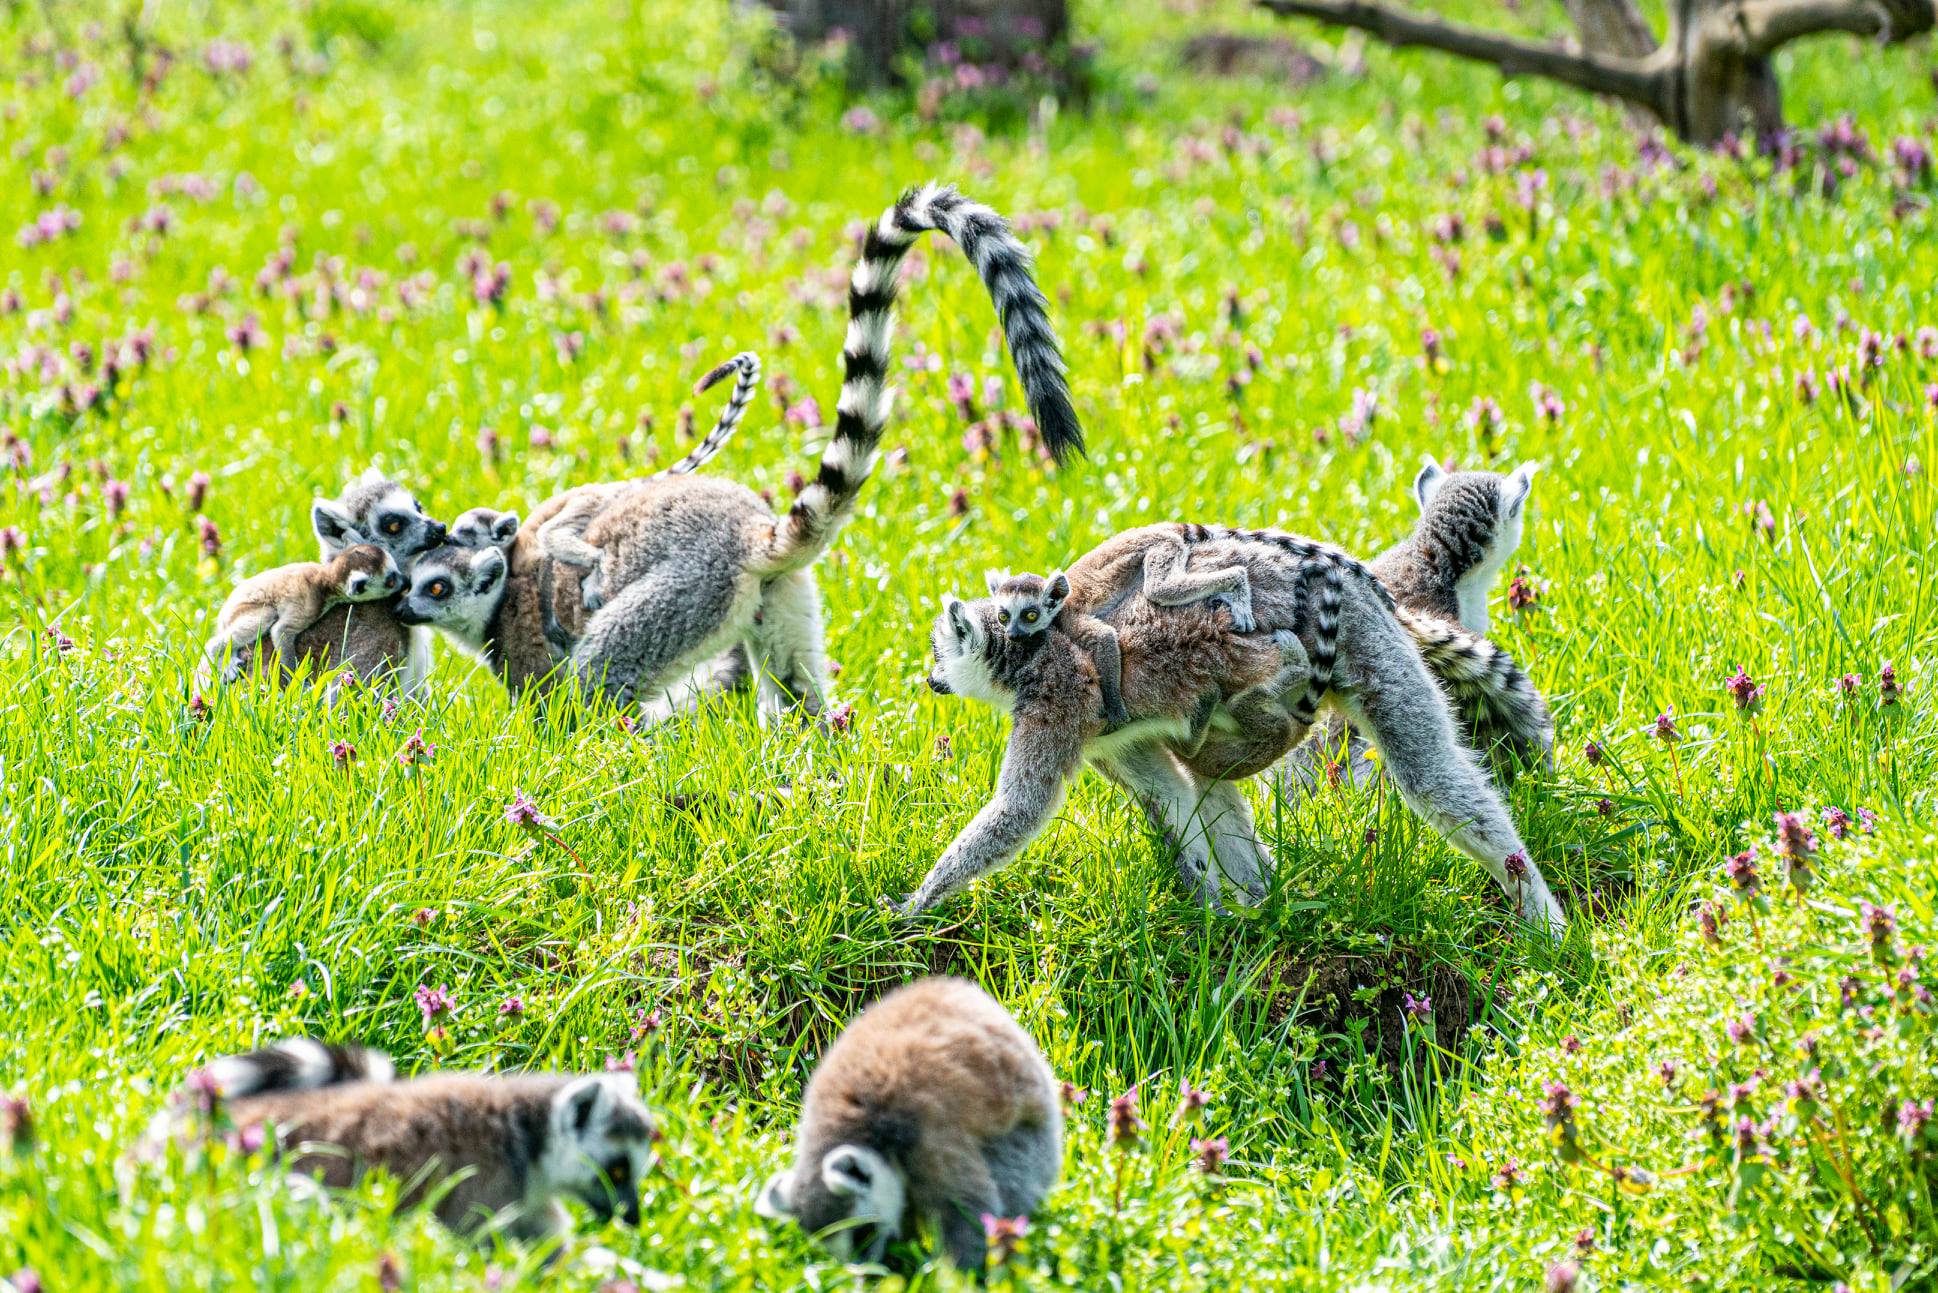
top-left (492, 511), bottom-right (521, 544)
top-left (945, 596), bottom-right (976, 644)
top-left (983, 570), bottom-right (1006, 597)
top-left (355, 466), bottom-right (388, 486)
top-left (1046, 572), bottom-right (1071, 603)
top-left (475, 548), bottom-right (507, 592)
top-left (1412, 458), bottom-right (1448, 512)
top-left (311, 500), bottom-right (362, 549)
top-left (821, 1146), bottom-right (876, 1198)
top-left (755, 1170), bottom-right (796, 1220)
top-left (555, 1075), bottom-right (610, 1138)
top-left (1503, 462), bottom-right (1540, 518)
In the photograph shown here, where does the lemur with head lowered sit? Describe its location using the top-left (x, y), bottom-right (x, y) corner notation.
top-left (399, 183), bottom-right (1084, 727)
top-left (757, 978), bottom-right (1060, 1270)
top-left (233, 469), bottom-right (447, 693)
top-left (1285, 458), bottom-right (1551, 797)
top-left (918, 523), bottom-right (1568, 936)
top-left (156, 1039), bottom-right (656, 1241)
top-left (204, 544), bottom-right (403, 681)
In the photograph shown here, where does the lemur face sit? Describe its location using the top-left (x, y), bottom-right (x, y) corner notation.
top-left (758, 1145), bottom-right (905, 1264)
top-left (394, 543), bottom-right (507, 645)
top-left (927, 597), bottom-right (1013, 708)
top-left (448, 507), bottom-right (521, 550)
top-left (540, 1074), bottom-right (656, 1229)
top-left (312, 468), bottom-right (448, 566)
top-left (983, 570), bottom-right (1071, 640)
top-left (333, 544), bottom-right (407, 602)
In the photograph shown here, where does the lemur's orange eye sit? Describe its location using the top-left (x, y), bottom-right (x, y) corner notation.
top-left (427, 580), bottom-right (449, 599)
top-left (384, 519), bottom-right (403, 534)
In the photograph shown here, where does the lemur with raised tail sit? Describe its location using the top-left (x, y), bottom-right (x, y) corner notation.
top-left (204, 544), bottom-right (403, 681)
top-left (234, 469), bottom-right (447, 693)
top-left (757, 978), bottom-right (1060, 1269)
top-left (917, 523), bottom-right (1568, 936)
top-left (1285, 457), bottom-right (1551, 797)
top-left (400, 183), bottom-right (1084, 726)
top-left (152, 1039), bottom-right (656, 1241)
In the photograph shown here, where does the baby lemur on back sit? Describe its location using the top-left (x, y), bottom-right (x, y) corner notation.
top-left (758, 978), bottom-right (1060, 1269)
top-left (205, 545), bottom-right (404, 681)
top-left (158, 1038), bottom-right (656, 1241)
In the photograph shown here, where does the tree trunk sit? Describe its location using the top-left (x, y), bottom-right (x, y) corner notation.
top-left (1257, 0), bottom-right (1933, 145)
top-left (765, 0), bottom-right (1069, 87)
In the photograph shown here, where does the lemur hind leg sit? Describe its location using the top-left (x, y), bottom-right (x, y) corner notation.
top-left (571, 553), bottom-right (758, 714)
top-left (1188, 776), bottom-right (1272, 907)
top-left (1094, 742), bottom-right (1231, 912)
top-left (1334, 614), bottom-right (1567, 937)
top-left (1141, 535), bottom-right (1255, 631)
top-left (746, 568), bottom-right (831, 725)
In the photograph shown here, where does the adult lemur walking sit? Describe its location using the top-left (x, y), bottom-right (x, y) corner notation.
top-left (920, 523), bottom-right (1568, 937)
top-left (399, 183), bottom-right (1083, 724)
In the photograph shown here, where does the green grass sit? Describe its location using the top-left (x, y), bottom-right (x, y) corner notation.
top-left (2, 0), bottom-right (1937, 1287)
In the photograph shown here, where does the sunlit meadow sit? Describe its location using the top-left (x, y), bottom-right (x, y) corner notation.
top-left (2, 0), bottom-right (1936, 1287)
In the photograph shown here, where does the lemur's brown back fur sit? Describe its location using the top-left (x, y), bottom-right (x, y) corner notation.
top-left (227, 1073), bottom-right (570, 1232)
top-left (797, 978), bottom-right (1055, 1214)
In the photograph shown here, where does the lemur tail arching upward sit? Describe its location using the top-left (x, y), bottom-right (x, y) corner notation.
top-left (759, 181), bottom-right (1083, 575)
top-left (399, 183), bottom-right (1083, 725)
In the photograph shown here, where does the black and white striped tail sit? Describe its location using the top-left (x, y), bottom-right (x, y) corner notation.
top-left (202, 1039), bottom-right (395, 1099)
top-left (1178, 523), bottom-right (1390, 725)
top-left (659, 352), bottom-right (761, 479)
top-left (1397, 607), bottom-right (1555, 765)
top-left (765, 182), bottom-right (1084, 572)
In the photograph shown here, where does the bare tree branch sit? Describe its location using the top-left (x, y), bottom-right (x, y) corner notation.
top-left (1730, 0), bottom-right (1932, 49)
top-left (1255, 0), bottom-right (1669, 110)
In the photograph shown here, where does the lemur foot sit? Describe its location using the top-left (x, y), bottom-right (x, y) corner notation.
top-left (1223, 599), bottom-right (1256, 633)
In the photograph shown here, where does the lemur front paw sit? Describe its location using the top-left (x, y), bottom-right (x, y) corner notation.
top-left (883, 892), bottom-right (930, 923)
top-left (1224, 599), bottom-right (1256, 633)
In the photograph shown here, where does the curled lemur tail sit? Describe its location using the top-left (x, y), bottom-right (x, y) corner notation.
top-left (1182, 524), bottom-right (1393, 725)
top-left (201, 1038), bottom-right (395, 1099)
top-left (1396, 606), bottom-right (1555, 763)
top-left (762, 182), bottom-right (1084, 574)
top-left (658, 351), bottom-right (761, 479)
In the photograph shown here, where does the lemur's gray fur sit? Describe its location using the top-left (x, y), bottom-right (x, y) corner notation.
top-left (534, 351), bottom-right (763, 653)
top-left (919, 525), bottom-right (1568, 936)
top-left (402, 183), bottom-right (1083, 729)
top-left (1285, 458), bottom-right (1552, 796)
top-left (155, 1039), bottom-right (656, 1241)
top-left (449, 507), bottom-right (522, 551)
top-left (757, 978), bottom-right (1060, 1269)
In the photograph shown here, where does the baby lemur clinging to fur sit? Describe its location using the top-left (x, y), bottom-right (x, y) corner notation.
top-left (205, 544), bottom-right (404, 681)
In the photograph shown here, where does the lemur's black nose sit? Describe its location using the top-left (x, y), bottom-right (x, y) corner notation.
top-left (1006, 626), bottom-right (1029, 639)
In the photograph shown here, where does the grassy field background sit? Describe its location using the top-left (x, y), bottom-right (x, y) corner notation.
top-left (2, 0), bottom-right (1936, 1287)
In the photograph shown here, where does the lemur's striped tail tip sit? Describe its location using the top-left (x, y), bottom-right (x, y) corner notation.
top-left (695, 352), bottom-right (757, 395)
top-left (202, 1038), bottom-right (395, 1099)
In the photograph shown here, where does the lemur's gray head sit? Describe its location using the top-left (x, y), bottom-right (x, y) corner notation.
top-left (312, 468), bottom-right (447, 566)
top-left (1410, 458), bottom-right (1540, 575)
top-left (327, 544), bottom-right (407, 602)
top-left (757, 1143), bottom-right (906, 1264)
top-left (537, 1073), bottom-right (656, 1228)
top-left (448, 507), bottom-right (521, 551)
top-left (927, 596), bottom-right (1013, 709)
top-left (983, 570), bottom-right (1070, 640)
top-left (393, 543), bottom-right (508, 647)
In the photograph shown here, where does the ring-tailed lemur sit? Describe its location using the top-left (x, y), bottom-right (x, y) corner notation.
top-left (234, 469), bottom-right (446, 693)
top-left (449, 507), bottom-right (522, 551)
top-left (1285, 458), bottom-right (1552, 797)
top-left (983, 532), bottom-right (1260, 729)
top-left (916, 524), bottom-right (1568, 936)
top-left (535, 352), bottom-right (763, 619)
top-left (400, 183), bottom-right (1083, 727)
top-left (155, 1038), bottom-right (656, 1241)
top-left (204, 545), bottom-right (403, 681)
top-left (757, 978), bottom-right (1060, 1269)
